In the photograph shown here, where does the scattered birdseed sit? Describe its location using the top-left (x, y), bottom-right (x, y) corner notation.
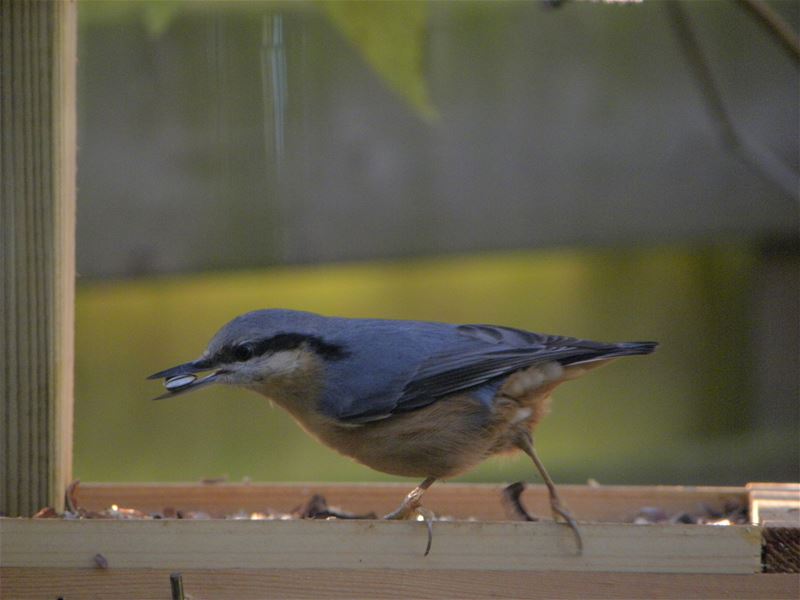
top-left (94, 553), bottom-right (109, 569)
top-left (37, 480), bottom-right (749, 525)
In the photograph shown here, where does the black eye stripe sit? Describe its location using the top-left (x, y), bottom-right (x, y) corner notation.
top-left (232, 343), bottom-right (256, 362)
top-left (219, 334), bottom-right (348, 364)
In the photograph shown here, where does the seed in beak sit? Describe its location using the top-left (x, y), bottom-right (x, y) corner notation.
top-left (165, 374), bottom-right (197, 391)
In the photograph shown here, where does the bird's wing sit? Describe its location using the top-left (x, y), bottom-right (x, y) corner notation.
top-left (396, 343), bottom-right (594, 408)
top-left (398, 325), bottom-right (656, 407)
top-left (329, 322), bottom-right (634, 424)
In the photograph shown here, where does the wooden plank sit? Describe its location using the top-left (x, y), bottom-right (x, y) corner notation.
top-left (2, 568), bottom-right (798, 600)
top-left (0, 518), bottom-right (762, 574)
top-left (754, 500), bottom-right (800, 528)
top-left (750, 483), bottom-right (800, 573)
top-left (51, 0), bottom-right (78, 518)
top-left (0, 0), bottom-right (76, 517)
top-left (748, 483), bottom-right (800, 527)
top-left (77, 482), bottom-right (749, 522)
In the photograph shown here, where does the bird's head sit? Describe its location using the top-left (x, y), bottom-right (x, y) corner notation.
top-left (148, 309), bottom-right (348, 401)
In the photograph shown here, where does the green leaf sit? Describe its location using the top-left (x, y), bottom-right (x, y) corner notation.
top-left (321, 1), bottom-right (438, 121)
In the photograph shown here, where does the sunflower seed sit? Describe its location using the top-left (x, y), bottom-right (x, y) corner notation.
top-left (165, 375), bottom-right (197, 390)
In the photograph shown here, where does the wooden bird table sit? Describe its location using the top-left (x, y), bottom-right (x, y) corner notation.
top-left (1, 482), bottom-right (798, 599)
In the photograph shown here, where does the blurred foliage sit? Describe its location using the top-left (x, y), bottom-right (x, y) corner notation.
top-left (78, 0), bottom-right (195, 35)
top-left (72, 245), bottom-right (798, 485)
top-left (79, 0), bottom-right (436, 119)
top-left (320, 1), bottom-right (437, 119)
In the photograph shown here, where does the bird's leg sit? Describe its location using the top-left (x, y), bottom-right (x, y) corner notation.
top-left (517, 432), bottom-right (583, 554)
top-left (383, 476), bottom-right (436, 520)
top-left (383, 477), bottom-right (436, 556)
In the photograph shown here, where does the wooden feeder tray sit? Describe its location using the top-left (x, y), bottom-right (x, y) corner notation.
top-left (1, 482), bottom-right (798, 599)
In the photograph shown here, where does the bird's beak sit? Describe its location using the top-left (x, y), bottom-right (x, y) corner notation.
top-left (147, 358), bottom-right (224, 400)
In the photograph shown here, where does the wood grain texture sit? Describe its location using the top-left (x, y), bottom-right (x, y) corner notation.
top-left (0, 518), bottom-right (761, 573)
top-left (0, 0), bottom-right (76, 517)
top-left (76, 482), bottom-right (749, 522)
top-left (51, 0), bottom-right (78, 518)
top-left (748, 483), bottom-right (800, 527)
top-left (2, 568), bottom-right (798, 600)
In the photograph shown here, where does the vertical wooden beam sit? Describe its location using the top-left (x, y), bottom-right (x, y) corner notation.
top-left (0, 0), bottom-right (77, 516)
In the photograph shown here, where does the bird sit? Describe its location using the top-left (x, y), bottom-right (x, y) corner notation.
top-left (149, 309), bottom-right (657, 554)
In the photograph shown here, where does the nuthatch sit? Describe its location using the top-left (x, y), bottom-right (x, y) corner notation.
top-left (149, 309), bottom-right (657, 553)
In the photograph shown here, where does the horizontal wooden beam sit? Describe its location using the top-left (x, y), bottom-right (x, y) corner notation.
top-left (3, 568), bottom-right (798, 600)
top-left (0, 518), bottom-right (761, 574)
top-left (76, 482), bottom-right (749, 522)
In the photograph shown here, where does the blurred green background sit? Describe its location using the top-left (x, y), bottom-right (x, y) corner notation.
top-left (74, 1), bottom-right (799, 486)
top-left (74, 244), bottom-right (799, 485)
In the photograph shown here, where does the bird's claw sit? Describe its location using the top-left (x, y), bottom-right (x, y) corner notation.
top-left (550, 498), bottom-right (583, 554)
top-left (383, 495), bottom-right (435, 556)
top-left (415, 506), bottom-right (435, 556)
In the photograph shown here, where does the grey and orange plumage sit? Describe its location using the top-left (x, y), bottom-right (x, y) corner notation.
top-left (149, 309), bottom-right (657, 554)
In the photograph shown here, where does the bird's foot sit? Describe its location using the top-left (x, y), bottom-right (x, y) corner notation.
top-left (549, 495), bottom-right (583, 554)
top-left (383, 485), bottom-right (435, 556)
top-left (416, 506), bottom-right (435, 556)
top-left (383, 484), bottom-right (426, 520)
top-left (505, 480), bottom-right (583, 554)
top-left (516, 434), bottom-right (583, 555)
top-left (502, 481), bottom-right (539, 521)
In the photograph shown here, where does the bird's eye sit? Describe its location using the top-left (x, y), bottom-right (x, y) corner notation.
top-left (232, 343), bottom-right (256, 362)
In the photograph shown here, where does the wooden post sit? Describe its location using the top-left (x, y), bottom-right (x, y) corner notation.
top-left (0, 0), bottom-right (77, 516)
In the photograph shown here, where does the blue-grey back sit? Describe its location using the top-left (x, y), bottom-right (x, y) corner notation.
top-left (310, 313), bottom-right (656, 424)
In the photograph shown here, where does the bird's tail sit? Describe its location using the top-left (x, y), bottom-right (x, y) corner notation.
top-left (610, 341), bottom-right (659, 356)
top-left (562, 340), bottom-right (658, 367)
